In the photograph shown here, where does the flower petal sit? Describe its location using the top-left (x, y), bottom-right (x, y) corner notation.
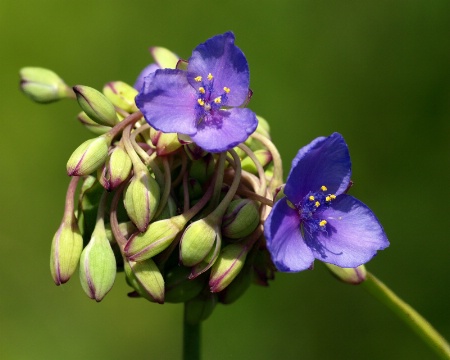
top-left (264, 198), bottom-right (315, 272)
top-left (190, 107), bottom-right (257, 153)
top-left (135, 69), bottom-right (198, 135)
top-left (187, 32), bottom-right (249, 107)
top-left (308, 195), bottom-right (389, 268)
top-left (285, 133), bottom-right (351, 204)
top-left (134, 63), bottom-right (159, 92)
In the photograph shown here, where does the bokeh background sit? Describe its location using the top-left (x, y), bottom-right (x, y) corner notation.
top-left (1, 1), bottom-right (449, 359)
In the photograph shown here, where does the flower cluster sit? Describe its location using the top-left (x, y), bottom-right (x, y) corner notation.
top-left (20, 32), bottom-right (388, 323)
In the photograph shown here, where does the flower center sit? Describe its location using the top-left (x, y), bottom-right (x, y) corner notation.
top-left (297, 185), bottom-right (336, 236)
top-left (194, 73), bottom-right (230, 120)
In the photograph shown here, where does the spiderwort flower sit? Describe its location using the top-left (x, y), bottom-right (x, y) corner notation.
top-left (135, 32), bottom-right (258, 153)
top-left (264, 133), bottom-right (389, 272)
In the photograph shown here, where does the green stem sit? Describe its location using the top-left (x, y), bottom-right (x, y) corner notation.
top-left (363, 272), bottom-right (450, 359)
top-left (183, 303), bottom-right (201, 360)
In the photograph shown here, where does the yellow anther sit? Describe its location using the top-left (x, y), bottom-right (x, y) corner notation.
top-left (319, 220), bottom-right (327, 227)
top-left (321, 185), bottom-right (328, 191)
top-left (325, 196), bottom-right (331, 202)
top-left (330, 194), bottom-right (336, 200)
top-left (214, 96), bottom-right (222, 104)
top-left (207, 73), bottom-right (213, 81)
top-left (197, 99), bottom-right (205, 106)
top-left (223, 87), bottom-right (230, 93)
top-left (199, 87), bottom-right (205, 94)
top-left (315, 201), bottom-right (320, 208)
top-left (194, 76), bottom-right (202, 82)
top-left (309, 195), bottom-right (315, 201)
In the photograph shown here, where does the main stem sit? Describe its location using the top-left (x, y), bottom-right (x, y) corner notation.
top-left (183, 303), bottom-right (201, 360)
top-left (363, 272), bottom-right (450, 359)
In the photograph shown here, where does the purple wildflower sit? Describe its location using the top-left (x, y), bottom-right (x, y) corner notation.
top-left (135, 32), bottom-right (258, 153)
top-left (264, 133), bottom-right (389, 272)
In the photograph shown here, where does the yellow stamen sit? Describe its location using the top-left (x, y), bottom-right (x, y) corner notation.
top-left (207, 73), bottom-right (213, 81)
top-left (309, 195), bottom-right (315, 201)
top-left (197, 99), bottom-right (205, 106)
top-left (223, 87), bottom-right (230, 93)
top-left (321, 185), bottom-right (327, 191)
top-left (194, 76), bottom-right (202, 82)
top-left (319, 220), bottom-right (327, 227)
top-left (214, 96), bottom-right (222, 104)
top-left (330, 194), bottom-right (336, 200)
top-left (325, 196), bottom-right (331, 202)
top-left (315, 201), bottom-right (320, 208)
top-left (199, 87), bottom-right (205, 94)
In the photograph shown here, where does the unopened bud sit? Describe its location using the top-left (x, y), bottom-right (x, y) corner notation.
top-left (178, 178), bottom-right (203, 203)
top-left (255, 115), bottom-right (270, 138)
top-left (98, 145), bottom-right (132, 191)
top-left (73, 85), bottom-right (118, 126)
top-left (209, 243), bottom-right (247, 292)
top-left (151, 46), bottom-right (178, 69)
top-left (125, 259), bottom-right (165, 304)
top-left (123, 169), bottom-right (160, 232)
top-left (180, 219), bottom-right (219, 267)
top-left (185, 292), bottom-right (217, 325)
top-left (326, 264), bottom-right (367, 285)
top-left (222, 199), bottom-right (260, 239)
top-left (241, 149), bottom-right (272, 175)
top-left (20, 67), bottom-right (72, 103)
top-left (154, 196), bottom-right (177, 221)
top-left (149, 127), bottom-right (182, 155)
top-left (125, 215), bottom-right (185, 262)
top-left (77, 111), bottom-right (111, 135)
top-left (165, 266), bottom-right (206, 303)
top-left (103, 81), bottom-right (138, 113)
top-left (50, 218), bottom-right (83, 285)
top-left (189, 154), bottom-right (215, 184)
top-left (218, 261), bottom-right (252, 304)
top-left (67, 136), bottom-right (109, 176)
top-left (105, 221), bottom-right (136, 244)
top-left (79, 231), bottom-right (116, 301)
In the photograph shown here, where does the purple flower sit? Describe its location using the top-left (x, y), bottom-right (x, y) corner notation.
top-left (264, 133), bottom-right (389, 272)
top-left (135, 32), bottom-right (258, 153)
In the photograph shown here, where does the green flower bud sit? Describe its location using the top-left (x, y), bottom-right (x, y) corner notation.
top-left (222, 199), bottom-right (260, 239)
top-left (50, 217), bottom-right (83, 285)
top-left (19, 67), bottom-right (72, 103)
top-left (77, 112), bottom-right (111, 135)
top-left (76, 176), bottom-right (103, 240)
top-left (189, 154), bottom-right (215, 184)
top-left (326, 264), bottom-right (367, 285)
top-left (151, 46), bottom-right (178, 69)
top-left (73, 85), bottom-right (118, 126)
top-left (123, 169), bottom-right (160, 232)
top-left (218, 261), bottom-right (252, 304)
top-left (178, 178), bottom-right (203, 203)
top-left (149, 127), bottom-right (182, 156)
top-left (185, 292), bottom-right (218, 325)
top-left (66, 136), bottom-right (109, 176)
top-left (79, 230), bottom-right (116, 301)
top-left (102, 81), bottom-right (138, 113)
top-left (165, 266), bottom-right (206, 303)
top-left (209, 243), bottom-right (247, 292)
top-left (153, 196), bottom-right (177, 221)
top-left (255, 115), bottom-right (271, 138)
top-left (98, 145), bottom-right (132, 191)
top-left (124, 259), bottom-right (165, 304)
top-left (105, 221), bottom-right (136, 244)
top-left (124, 215), bottom-right (185, 262)
top-left (240, 149), bottom-right (272, 175)
top-left (180, 219), bottom-right (220, 267)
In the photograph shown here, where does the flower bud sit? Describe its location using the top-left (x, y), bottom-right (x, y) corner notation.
top-left (326, 264), bottom-right (367, 285)
top-left (149, 127), bottom-right (182, 156)
top-left (79, 231), bottom-right (116, 301)
top-left (178, 178), bottom-right (203, 203)
top-left (125, 215), bottom-right (185, 262)
top-left (153, 196), bottom-right (177, 221)
top-left (98, 145), bottom-right (132, 191)
top-left (105, 221), bottom-right (136, 244)
top-left (218, 261), bottom-right (252, 304)
top-left (77, 112), bottom-right (111, 135)
top-left (73, 85), bottom-right (118, 126)
top-left (76, 176), bottom-right (103, 239)
top-left (20, 67), bottom-right (72, 103)
top-left (165, 266), bottom-right (206, 303)
top-left (240, 149), bottom-right (272, 175)
top-left (103, 81), bottom-right (138, 113)
top-left (50, 217), bottom-right (83, 285)
top-left (222, 199), bottom-right (260, 239)
top-left (209, 243), bottom-right (247, 293)
top-left (255, 115), bottom-right (270, 138)
top-left (67, 136), bottom-right (109, 176)
top-left (189, 154), bottom-right (215, 184)
top-left (151, 46), bottom-right (178, 69)
top-left (123, 169), bottom-right (160, 232)
top-left (184, 292), bottom-right (217, 325)
top-left (124, 259), bottom-right (165, 304)
top-left (180, 219), bottom-right (219, 267)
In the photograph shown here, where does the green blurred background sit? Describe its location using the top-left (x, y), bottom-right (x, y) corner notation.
top-left (1, 1), bottom-right (449, 359)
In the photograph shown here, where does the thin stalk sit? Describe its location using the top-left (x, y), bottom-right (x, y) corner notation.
top-left (183, 303), bottom-right (201, 360)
